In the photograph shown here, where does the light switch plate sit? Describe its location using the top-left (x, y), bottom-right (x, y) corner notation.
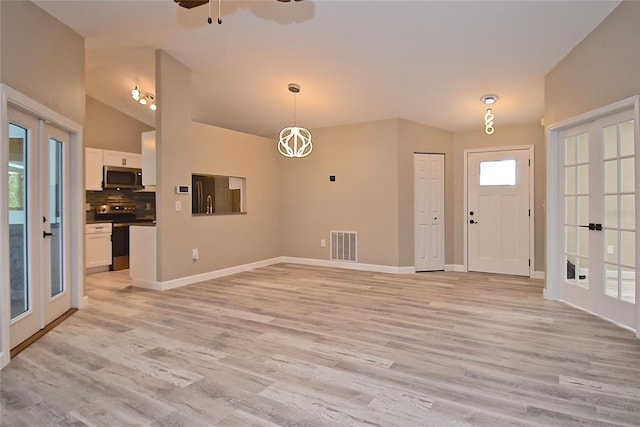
top-left (175, 201), bottom-right (182, 211)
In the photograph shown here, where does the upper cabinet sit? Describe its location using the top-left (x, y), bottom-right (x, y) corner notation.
top-left (85, 148), bottom-right (144, 191)
top-left (102, 149), bottom-right (141, 168)
top-left (85, 148), bottom-right (103, 191)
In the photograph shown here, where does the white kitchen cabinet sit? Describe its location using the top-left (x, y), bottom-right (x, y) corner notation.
top-left (141, 131), bottom-right (156, 186)
top-left (85, 148), bottom-right (104, 191)
top-left (85, 223), bottom-right (112, 269)
top-left (103, 149), bottom-right (142, 168)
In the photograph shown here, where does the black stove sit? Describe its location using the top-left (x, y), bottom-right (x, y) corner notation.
top-left (95, 204), bottom-right (154, 270)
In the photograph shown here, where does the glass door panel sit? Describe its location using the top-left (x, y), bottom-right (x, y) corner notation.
top-left (8, 108), bottom-right (71, 349)
top-left (48, 138), bottom-right (64, 298)
top-left (564, 132), bottom-right (589, 288)
top-left (8, 124), bottom-right (29, 319)
top-left (602, 119), bottom-right (635, 305)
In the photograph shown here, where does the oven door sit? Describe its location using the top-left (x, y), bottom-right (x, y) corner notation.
top-left (111, 224), bottom-right (130, 270)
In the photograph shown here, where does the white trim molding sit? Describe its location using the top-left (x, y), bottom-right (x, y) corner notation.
top-left (132, 257), bottom-right (419, 291)
top-left (545, 95), bottom-right (640, 338)
top-left (445, 264), bottom-right (466, 272)
top-left (0, 84), bottom-right (84, 370)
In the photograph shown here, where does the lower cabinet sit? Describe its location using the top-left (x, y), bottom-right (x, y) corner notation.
top-left (85, 223), bottom-right (112, 268)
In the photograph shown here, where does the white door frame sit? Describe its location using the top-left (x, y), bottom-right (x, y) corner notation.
top-left (0, 84), bottom-right (85, 369)
top-left (463, 145), bottom-right (535, 277)
top-left (545, 95), bottom-right (640, 337)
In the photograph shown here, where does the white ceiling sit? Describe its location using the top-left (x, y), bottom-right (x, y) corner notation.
top-left (33, 0), bottom-right (620, 137)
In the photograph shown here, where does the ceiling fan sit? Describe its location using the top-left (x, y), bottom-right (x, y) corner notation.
top-left (175, 0), bottom-right (301, 8)
top-left (174, 0), bottom-right (302, 24)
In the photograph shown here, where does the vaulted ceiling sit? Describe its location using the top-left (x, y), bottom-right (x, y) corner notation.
top-left (34, 0), bottom-right (620, 137)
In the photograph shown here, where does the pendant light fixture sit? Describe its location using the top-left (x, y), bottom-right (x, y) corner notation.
top-left (278, 83), bottom-right (312, 158)
top-left (480, 94), bottom-right (498, 135)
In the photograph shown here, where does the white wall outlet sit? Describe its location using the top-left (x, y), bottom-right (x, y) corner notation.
top-left (321, 239), bottom-right (326, 248)
top-left (175, 201), bottom-right (182, 211)
top-left (192, 248), bottom-right (199, 261)
top-left (607, 245), bottom-right (614, 254)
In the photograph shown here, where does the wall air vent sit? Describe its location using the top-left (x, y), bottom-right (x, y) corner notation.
top-left (330, 231), bottom-right (357, 262)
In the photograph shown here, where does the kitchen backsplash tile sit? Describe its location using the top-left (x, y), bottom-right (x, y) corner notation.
top-left (86, 189), bottom-right (155, 221)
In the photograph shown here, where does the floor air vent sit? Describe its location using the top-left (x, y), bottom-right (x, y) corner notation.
top-left (330, 231), bottom-right (357, 262)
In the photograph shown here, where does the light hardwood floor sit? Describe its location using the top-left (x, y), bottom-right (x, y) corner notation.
top-left (2, 264), bottom-right (640, 426)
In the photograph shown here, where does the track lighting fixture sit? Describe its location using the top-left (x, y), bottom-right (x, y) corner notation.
top-left (131, 85), bottom-right (157, 111)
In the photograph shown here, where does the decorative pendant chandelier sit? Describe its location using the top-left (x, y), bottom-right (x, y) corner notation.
top-left (278, 83), bottom-right (312, 158)
top-left (480, 94), bottom-right (498, 135)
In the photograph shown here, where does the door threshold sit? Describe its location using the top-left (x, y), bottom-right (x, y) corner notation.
top-left (10, 308), bottom-right (78, 359)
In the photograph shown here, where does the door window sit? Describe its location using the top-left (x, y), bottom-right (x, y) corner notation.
top-left (603, 120), bottom-right (635, 303)
top-left (8, 124), bottom-right (29, 319)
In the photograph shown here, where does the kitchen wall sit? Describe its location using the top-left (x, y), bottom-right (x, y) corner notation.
top-left (155, 50), bottom-right (281, 282)
top-left (85, 96), bottom-right (154, 153)
top-left (545, 1), bottom-right (640, 126)
top-left (452, 124), bottom-right (546, 271)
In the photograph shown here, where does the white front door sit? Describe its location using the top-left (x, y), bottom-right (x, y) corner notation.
top-left (8, 107), bottom-right (71, 349)
top-left (561, 109), bottom-right (636, 328)
top-left (467, 149), bottom-right (531, 276)
top-left (414, 153), bottom-right (445, 271)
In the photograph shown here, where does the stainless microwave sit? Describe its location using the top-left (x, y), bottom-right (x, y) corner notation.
top-left (103, 166), bottom-right (143, 190)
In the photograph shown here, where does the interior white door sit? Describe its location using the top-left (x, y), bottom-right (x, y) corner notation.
top-left (8, 107), bottom-right (71, 348)
top-left (414, 153), bottom-right (445, 271)
top-left (467, 149), bottom-right (530, 276)
top-left (561, 109), bottom-right (636, 328)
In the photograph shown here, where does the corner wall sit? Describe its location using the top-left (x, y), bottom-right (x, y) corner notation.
top-left (545, 1), bottom-right (640, 125)
top-left (397, 119), bottom-right (454, 266)
top-left (0, 1), bottom-right (85, 125)
top-left (155, 50), bottom-right (281, 282)
top-left (85, 96), bottom-right (153, 152)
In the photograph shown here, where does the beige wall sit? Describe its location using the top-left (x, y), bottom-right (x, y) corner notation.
top-left (279, 118), bottom-right (454, 268)
top-left (0, 1), bottom-right (85, 125)
top-left (397, 119), bottom-right (454, 266)
top-left (84, 96), bottom-right (154, 153)
top-left (452, 125), bottom-right (546, 271)
top-left (279, 119), bottom-right (400, 266)
top-left (155, 50), bottom-right (281, 282)
top-left (545, 1), bottom-right (640, 126)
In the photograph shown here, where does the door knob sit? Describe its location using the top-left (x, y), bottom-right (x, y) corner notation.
top-left (469, 219), bottom-right (477, 224)
top-left (43, 231), bottom-right (54, 238)
top-left (469, 211), bottom-right (474, 216)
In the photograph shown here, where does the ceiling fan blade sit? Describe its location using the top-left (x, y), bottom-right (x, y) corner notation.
top-left (174, 0), bottom-right (209, 9)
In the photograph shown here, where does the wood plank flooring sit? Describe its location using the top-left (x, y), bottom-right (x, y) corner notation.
top-left (2, 263), bottom-right (640, 426)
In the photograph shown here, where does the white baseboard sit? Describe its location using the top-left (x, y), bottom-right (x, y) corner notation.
top-left (78, 296), bottom-right (89, 309)
top-left (132, 257), bottom-right (283, 291)
top-left (280, 257), bottom-right (416, 274)
top-left (532, 271), bottom-right (545, 280)
top-left (560, 299), bottom-right (636, 334)
top-left (132, 256), bottom-right (420, 292)
top-left (445, 264), bottom-right (465, 272)
top-left (0, 350), bottom-right (8, 370)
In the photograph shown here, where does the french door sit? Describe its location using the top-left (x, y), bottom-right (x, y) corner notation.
top-left (561, 109), bottom-right (636, 328)
top-left (467, 148), bottom-right (531, 276)
top-left (8, 106), bottom-right (71, 349)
